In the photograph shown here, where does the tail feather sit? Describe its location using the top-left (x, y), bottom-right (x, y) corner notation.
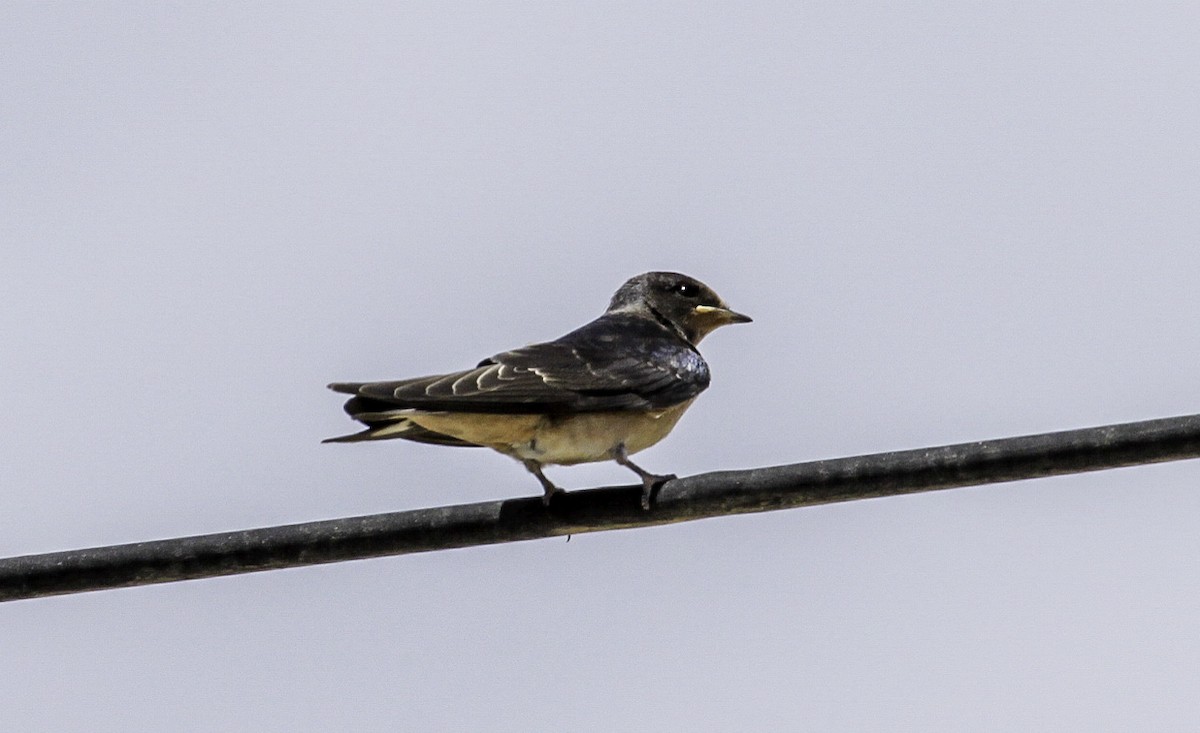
top-left (325, 381), bottom-right (482, 447)
top-left (323, 413), bottom-right (481, 448)
top-left (321, 429), bottom-right (380, 444)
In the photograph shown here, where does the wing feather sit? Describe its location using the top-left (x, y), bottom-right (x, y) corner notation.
top-left (332, 313), bottom-right (710, 414)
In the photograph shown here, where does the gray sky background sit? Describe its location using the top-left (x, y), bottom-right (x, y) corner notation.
top-left (4, 3), bottom-right (1200, 730)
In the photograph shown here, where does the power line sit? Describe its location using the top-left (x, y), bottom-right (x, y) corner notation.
top-left (3, 412), bottom-right (1200, 603)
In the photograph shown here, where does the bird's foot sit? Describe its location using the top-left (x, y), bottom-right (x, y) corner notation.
top-left (639, 472), bottom-right (676, 511)
top-left (610, 443), bottom-right (675, 511)
top-left (526, 460), bottom-right (566, 508)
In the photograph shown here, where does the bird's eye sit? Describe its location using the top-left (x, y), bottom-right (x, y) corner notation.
top-left (675, 282), bottom-right (700, 298)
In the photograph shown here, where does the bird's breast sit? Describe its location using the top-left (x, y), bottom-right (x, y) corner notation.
top-left (525, 399), bottom-right (696, 465)
top-left (403, 399), bottom-right (696, 466)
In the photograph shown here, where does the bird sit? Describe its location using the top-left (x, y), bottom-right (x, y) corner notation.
top-left (324, 271), bottom-right (751, 509)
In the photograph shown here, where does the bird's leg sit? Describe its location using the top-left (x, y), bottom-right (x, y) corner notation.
top-left (524, 459), bottom-right (563, 506)
top-left (611, 443), bottom-right (675, 510)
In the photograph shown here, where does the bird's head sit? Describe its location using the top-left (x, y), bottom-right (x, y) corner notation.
top-left (608, 271), bottom-right (752, 344)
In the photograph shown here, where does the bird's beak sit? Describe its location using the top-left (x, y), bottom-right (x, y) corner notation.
top-left (694, 304), bottom-right (753, 324)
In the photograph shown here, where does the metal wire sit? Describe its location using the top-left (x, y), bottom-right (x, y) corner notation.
top-left (4, 412), bottom-right (1200, 602)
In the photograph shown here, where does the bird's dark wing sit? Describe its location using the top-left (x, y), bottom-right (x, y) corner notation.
top-left (329, 313), bottom-right (710, 414)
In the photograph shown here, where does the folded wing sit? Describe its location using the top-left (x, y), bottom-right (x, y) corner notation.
top-left (329, 313), bottom-right (710, 415)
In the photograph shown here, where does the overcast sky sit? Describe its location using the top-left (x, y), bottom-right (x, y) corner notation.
top-left (4, 2), bottom-right (1200, 730)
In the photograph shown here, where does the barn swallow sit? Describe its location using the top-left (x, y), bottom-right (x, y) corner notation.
top-left (325, 271), bottom-right (750, 509)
